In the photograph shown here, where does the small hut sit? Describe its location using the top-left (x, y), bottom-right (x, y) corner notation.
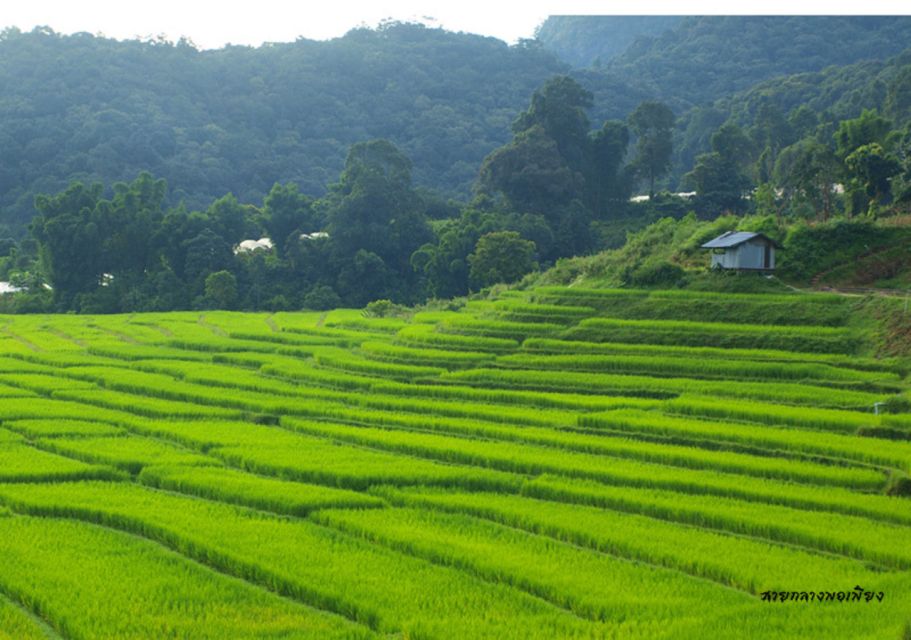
top-left (701, 231), bottom-right (781, 271)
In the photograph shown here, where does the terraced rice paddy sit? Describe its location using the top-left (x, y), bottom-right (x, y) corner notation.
top-left (0, 287), bottom-right (909, 638)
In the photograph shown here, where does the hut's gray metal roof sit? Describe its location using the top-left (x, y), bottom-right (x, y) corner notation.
top-left (701, 231), bottom-right (782, 249)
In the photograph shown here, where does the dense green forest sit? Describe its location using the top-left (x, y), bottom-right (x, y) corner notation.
top-left (534, 16), bottom-right (682, 68)
top-left (600, 17), bottom-right (911, 111)
top-left (0, 23), bottom-right (565, 229)
top-left (673, 48), bottom-right (911, 186)
top-left (2, 17), bottom-right (911, 314)
top-left (3, 73), bottom-right (910, 314)
top-left (4, 17), bottom-right (911, 235)
top-left (1, 76), bottom-right (649, 313)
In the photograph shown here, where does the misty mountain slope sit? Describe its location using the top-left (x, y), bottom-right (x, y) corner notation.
top-left (2, 17), bottom-right (911, 233)
top-left (600, 16), bottom-right (911, 110)
top-left (0, 23), bottom-right (566, 228)
top-left (535, 16), bottom-right (682, 67)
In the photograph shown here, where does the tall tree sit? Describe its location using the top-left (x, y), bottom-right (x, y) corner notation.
top-left (477, 125), bottom-right (579, 216)
top-left (628, 101), bottom-right (675, 198)
top-left (468, 231), bottom-right (537, 289)
top-left (711, 123), bottom-right (755, 167)
top-left (750, 101), bottom-right (793, 183)
top-left (324, 139), bottom-right (431, 302)
top-left (773, 139), bottom-right (840, 220)
top-left (834, 110), bottom-right (894, 214)
top-left (685, 152), bottom-right (752, 215)
top-left (326, 139), bottom-right (429, 268)
top-left (834, 109), bottom-right (892, 161)
top-left (410, 208), bottom-right (500, 299)
top-left (512, 75), bottom-right (594, 172)
top-left (263, 183), bottom-right (314, 258)
top-left (204, 270), bottom-right (238, 309)
top-left (102, 173), bottom-right (168, 277)
top-left (30, 182), bottom-right (105, 306)
top-left (684, 122), bottom-right (753, 215)
top-left (478, 76), bottom-right (632, 223)
top-left (885, 66), bottom-right (911, 124)
top-left (844, 143), bottom-right (901, 209)
top-left (587, 120), bottom-right (631, 215)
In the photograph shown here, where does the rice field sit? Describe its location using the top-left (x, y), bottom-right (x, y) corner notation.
top-left (0, 289), bottom-right (909, 639)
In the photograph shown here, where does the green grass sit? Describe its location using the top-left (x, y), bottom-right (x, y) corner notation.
top-left (579, 408), bottom-right (911, 472)
top-left (520, 476), bottom-right (911, 569)
top-left (313, 506), bottom-right (750, 633)
top-left (359, 341), bottom-right (496, 369)
top-left (36, 436), bottom-right (218, 475)
top-left (564, 317), bottom-right (860, 353)
top-left (0, 481), bottom-right (608, 638)
top-left (496, 352), bottom-right (896, 385)
top-left (51, 388), bottom-right (245, 419)
top-left (0, 382), bottom-right (38, 398)
top-left (118, 418), bottom-right (522, 492)
top-left (314, 349), bottom-right (445, 380)
top-left (0, 373), bottom-right (100, 395)
top-left (0, 288), bottom-right (908, 638)
top-left (442, 367), bottom-right (888, 409)
top-left (0, 515), bottom-right (371, 639)
top-left (284, 417), bottom-right (887, 490)
top-left (395, 324), bottom-right (519, 352)
top-left (138, 465), bottom-right (386, 516)
top-left (1, 419), bottom-right (125, 438)
top-left (0, 442), bottom-right (126, 483)
top-left (373, 486), bottom-right (894, 594)
top-left (0, 592), bottom-right (50, 640)
top-left (532, 286), bottom-right (851, 326)
top-left (521, 338), bottom-right (905, 374)
top-left (665, 395), bottom-right (879, 432)
top-left (0, 396), bottom-right (144, 424)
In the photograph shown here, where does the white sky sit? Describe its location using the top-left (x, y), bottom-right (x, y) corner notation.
top-left (2, 1), bottom-right (910, 49)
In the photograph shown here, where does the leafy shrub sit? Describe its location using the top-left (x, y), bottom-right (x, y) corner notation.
top-left (778, 219), bottom-right (891, 280)
top-left (885, 474), bottom-right (911, 496)
top-left (623, 260), bottom-right (687, 287)
top-left (301, 285), bottom-right (341, 311)
top-left (363, 299), bottom-right (409, 318)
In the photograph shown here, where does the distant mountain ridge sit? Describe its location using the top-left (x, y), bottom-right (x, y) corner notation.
top-left (542, 16), bottom-right (911, 188)
top-left (602, 16), bottom-right (911, 109)
top-left (0, 23), bottom-right (566, 231)
top-left (534, 16), bottom-right (682, 67)
top-left (2, 17), bottom-right (911, 234)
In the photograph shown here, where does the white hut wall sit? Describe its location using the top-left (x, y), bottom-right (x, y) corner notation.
top-left (712, 252), bottom-right (735, 268)
top-left (734, 241), bottom-right (769, 269)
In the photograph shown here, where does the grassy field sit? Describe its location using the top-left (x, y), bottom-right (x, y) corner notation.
top-left (0, 288), bottom-right (910, 638)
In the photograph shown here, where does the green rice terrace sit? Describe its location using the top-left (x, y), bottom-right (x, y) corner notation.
top-left (1, 287), bottom-right (910, 639)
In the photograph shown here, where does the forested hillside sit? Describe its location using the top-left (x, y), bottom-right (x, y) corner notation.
top-left (669, 48), bottom-right (911, 194)
top-left (592, 16), bottom-right (911, 112)
top-left (534, 16), bottom-right (682, 67)
top-left (4, 17), bottom-right (911, 235)
top-left (0, 23), bottom-right (565, 229)
top-left (545, 16), bottom-right (911, 185)
top-left (716, 49), bottom-right (911, 130)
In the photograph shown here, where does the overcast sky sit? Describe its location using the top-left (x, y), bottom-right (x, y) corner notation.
top-left (3, 1), bottom-right (909, 49)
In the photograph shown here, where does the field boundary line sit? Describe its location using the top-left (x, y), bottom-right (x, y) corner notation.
top-left (376, 488), bottom-right (896, 591)
top-left (0, 581), bottom-right (67, 640)
top-left (0, 504), bottom-right (386, 636)
top-left (1, 325), bottom-right (40, 352)
top-left (313, 509), bottom-right (755, 622)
